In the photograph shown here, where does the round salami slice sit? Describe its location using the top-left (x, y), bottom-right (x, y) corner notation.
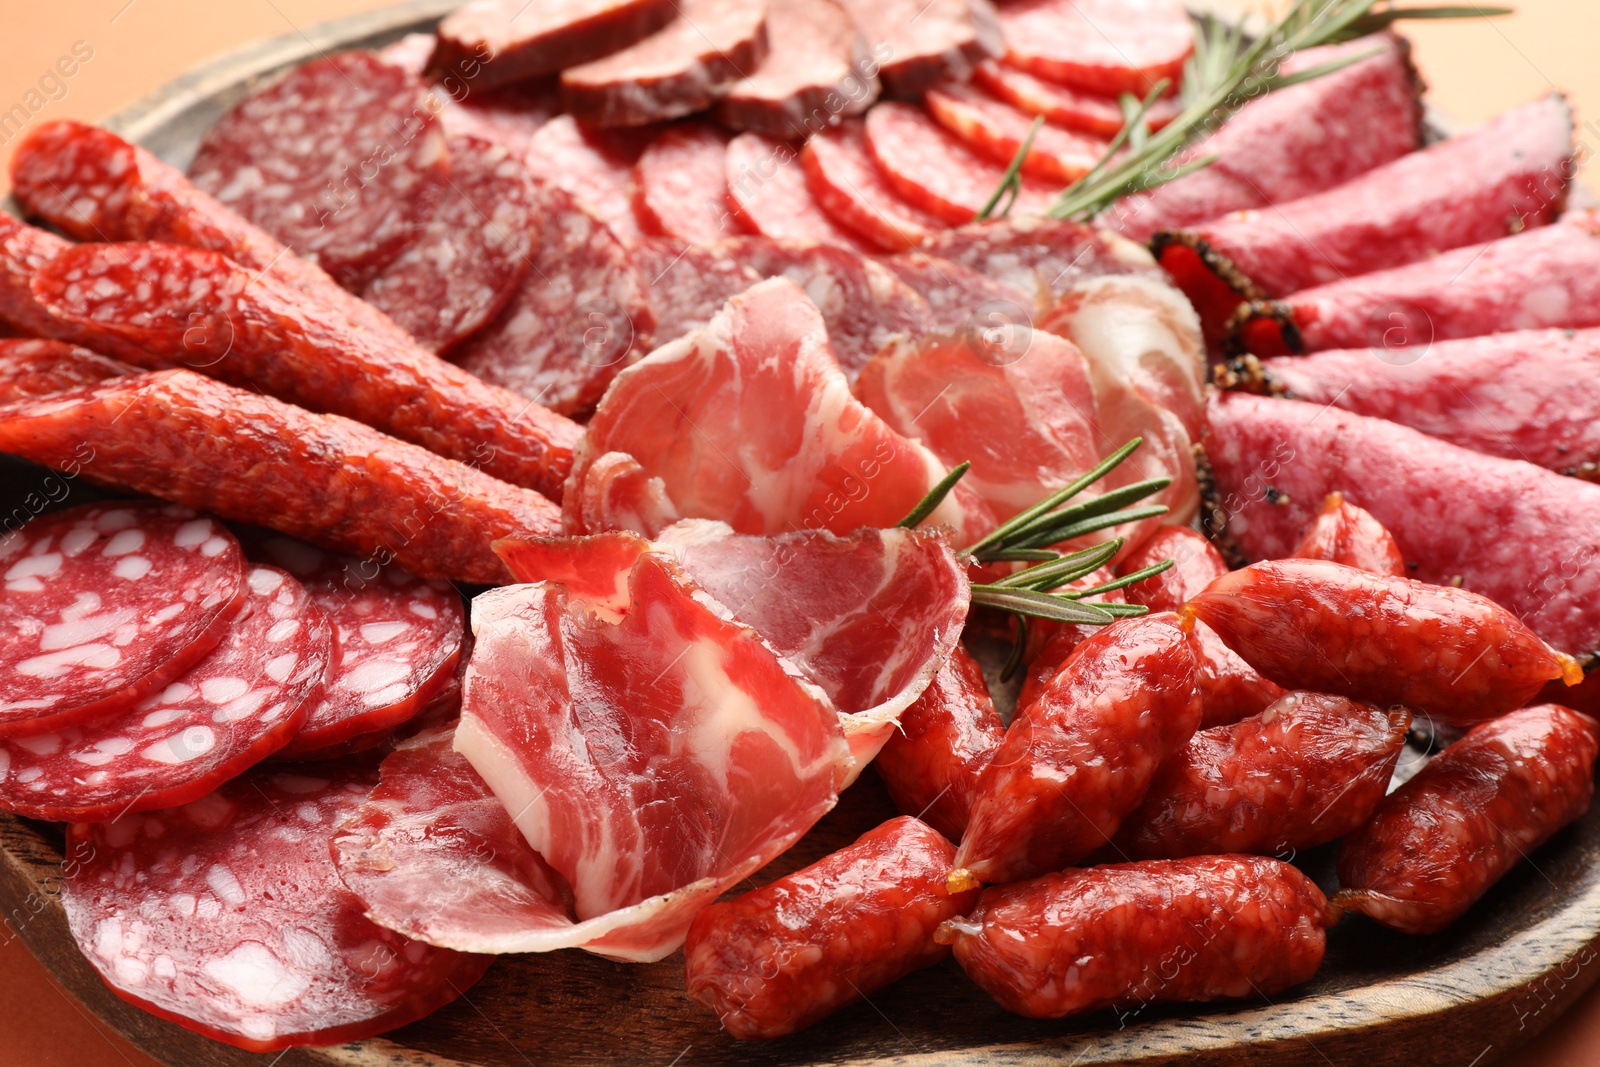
top-left (188, 51), bottom-right (448, 290)
top-left (522, 115), bottom-right (655, 244)
top-left (923, 81), bottom-right (1110, 183)
top-left (240, 535), bottom-right (465, 759)
top-left (0, 565), bottom-right (331, 822)
top-left (800, 119), bottom-right (948, 250)
top-left (0, 338), bottom-right (132, 403)
top-left (632, 121), bottom-right (744, 245)
top-left (918, 214), bottom-right (1158, 309)
top-left (632, 237), bottom-right (759, 346)
top-left (379, 33), bottom-right (561, 156)
top-left (362, 135), bottom-right (537, 354)
top-left (61, 762), bottom-right (492, 1052)
top-left (998, 0), bottom-right (1194, 97)
top-left (0, 504), bottom-right (247, 738)
top-left (879, 252), bottom-right (1032, 331)
top-left (725, 132), bottom-right (869, 249)
top-left (454, 182), bottom-right (656, 416)
top-left (972, 59), bottom-right (1181, 137)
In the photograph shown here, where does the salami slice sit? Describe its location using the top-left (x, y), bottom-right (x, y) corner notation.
top-left (0, 503), bottom-right (246, 738)
top-left (632, 237), bottom-right (758, 346)
top-left (924, 81), bottom-right (1110, 183)
top-left (715, 0), bottom-right (880, 139)
top-left (241, 536), bottom-right (464, 758)
top-left (30, 240), bottom-right (583, 500)
top-left (0, 339), bottom-right (131, 402)
top-left (431, 0), bottom-right (678, 89)
top-left (0, 370), bottom-right (561, 584)
top-left (631, 122), bottom-right (744, 244)
top-left (715, 236), bottom-right (930, 378)
top-left (972, 59), bottom-right (1180, 137)
top-left (1234, 212), bottom-right (1600, 356)
top-left (362, 135), bottom-right (536, 354)
top-left (0, 215), bottom-right (156, 366)
top-left (836, 0), bottom-right (1003, 97)
top-left (61, 762), bottom-right (492, 1051)
top-left (560, 0), bottom-right (770, 125)
top-left (188, 52), bottom-right (448, 290)
top-left (453, 182), bottom-right (655, 417)
top-left (379, 34), bottom-right (560, 155)
top-left (880, 252), bottom-right (1032, 331)
top-left (998, 0), bottom-right (1193, 97)
top-left (800, 119), bottom-right (948, 250)
top-left (864, 101), bottom-right (1056, 224)
top-left (522, 115), bottom-right (654, 243)
top-left (1260, 327), bottom-right (1600, 477)
top-left (725, 132), bottom-right (870, 248)
top-left (917, 214), bottom-right (1158, 311)
top-left (0, 564), bottom-right (330, 821)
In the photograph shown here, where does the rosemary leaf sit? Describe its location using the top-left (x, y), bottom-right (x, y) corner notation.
top-left (1098, 602), bottom-right (1153, 618)
top-left (1342, 4), bottom-right (1511, 38)
top-left (1062, 559), bottom-right (1175, 599)
top-left (977, 117), bottom-right (1046, 221)
top-left (964, 437), bottom-right (1143, 558)
top-left (981, 548), bottom-right (1062, 562)
top-left (1014, 504), bottom-right (1171, 549)
top-left (989, 539), bottom-right (1123, 590)
top-left (970, 586), bottom-right (1117, 624)
top-left (895, 461), bottom-right (971, 529)
top-left (1000, 616), bottom-right (1028, 682)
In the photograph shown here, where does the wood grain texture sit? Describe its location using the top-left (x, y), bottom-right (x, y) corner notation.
top-left (1, 3), bottom-right (1599, 1064)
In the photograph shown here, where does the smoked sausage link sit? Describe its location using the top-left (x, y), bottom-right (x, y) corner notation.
top-left (1290, 491), bottom-right (1406, 577)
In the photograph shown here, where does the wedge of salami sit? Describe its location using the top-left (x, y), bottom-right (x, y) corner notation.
top-left (879, 252), bottom-right (1032, 331)
top-left (0, 503), bottom-right (246, 738)
top-left (726, 132), bottom-right (869, 248)
top-left (432, 0), bottom-right (678, 89)
top-left (560, 0), bottom-right (769, 125)
top-left (1260, 328), bottom-right (1600, 477)
top-left (1234, 212), bottom-right (1600, 356)
top-left (924, 82), bottom-right (1109, 183)
top-left (0, 339), bottom-right (131, 402)
top-left (188, 52), bottom-right (448, 290)
top-left (632, 237), bottom-right (759, 346)
top-left (0, 564), bottom-right (329, 821)
top-left (632, 122), bottom-right (744, 244)
top-left (454, 183), bottom-right (654, 416)
top-left (800, 119), bottom-right (947, 250)
top-left (918, 215), bottom-right (1158, 312)
top-left (972, 60), bottom-right (1180, 137)
top-left (380, 33), bottom-right (561, 156)
top-left (999, 0), bottom-right (1192, 96)
top-left (62, 762), bottom-right (492, 1051)
top-left (716, 0), bottom-right (880, 139)
top-left (0, 370), bottom-right (561, 584)
top-left (837, 0), bottom-right (1003, 97)
top-left (1157, 95), bottom-right (1573, 328)
top-left (30, 240), bottom-right (583, 499)
top-left (522, 115), bottom-right (654, 243)
top-left (864, 102), bottom-right (1055, 224)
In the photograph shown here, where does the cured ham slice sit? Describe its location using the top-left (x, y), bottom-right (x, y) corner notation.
top-left (451, 540), bottom-right (849, 960)
top-left (725, 132), bottom-right (871, 249)
top-left (632, 122), bottom-right (744, 244)
top-left (716, 0), bottom-right (879, 139)
top-left (972, 60), bottom-right (1181, 137)
top-left (566, 277), bottom-right (993, 540)
top-left (522, 116), bottom-right (654, 243)
top-left (836, 0), bottom-right (1002, 97)
top-left (923, 82), bottom-right (1110, 183)
top-left (863, 102), bottom-right (1056, 224)
top-left (801, 119), bottom-right (948, 250)
top-left (880, 252), bottom-right (1032, 331)
top-left (998, 0), bottom-right (1192, 97)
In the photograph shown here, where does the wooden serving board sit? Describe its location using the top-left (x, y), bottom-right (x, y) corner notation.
top-left (3, 3), bottom-right (1600, 1064)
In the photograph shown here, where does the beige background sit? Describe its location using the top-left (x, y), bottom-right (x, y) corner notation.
top-left (1, 1), bottom-right (1599, 1064)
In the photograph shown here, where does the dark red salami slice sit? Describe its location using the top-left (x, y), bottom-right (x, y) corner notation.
top-left (188, 52), bottom-right (448, 290)
top-left (61, 762), bottom-right (492, 1051)
top-left (972, 59), bottom-right (1180, 137)
top-left (998, 0), bottom-right (1193, 97)
top-left (631, 237), bottom-right (758, 346)
top-left (715, 0), bottom-right (880, 138)
top-left (362, 135), bottom-right (536, 354)
top-left (0, 370), bottom-right (561, 584)
top-left (560, 0), bottom-right (770, 125)
top-left (918, 215), bottom-right (1158, 310)
top-left (522, 115), bottom-right (654, 243)
top-left (431, 0), bottom-right (678, 89)
top-left (29, 240), bottom-right (583, 500)
top-left (379, 34), bottom-right (560, 156)
top-left (924, 81), bottom-right (1110, 183)
top-left (241, 536), bottom-right (464, 758)
top-left (800, 119), bottom-right (948, 250)
top-left (838, 0), bottom-right (1003, 98)
top-left (0, 338), bottom-right (131, 402)
top-left (0, 565), bottom-right (330, 821)
top-left (864, 101), bottom-right (1055, 224)
top-left (632, 122), bottom-right (743, 244)
top-left (726, 132), bottom-right (870, 249)
top-left (1235, 212), bottom-right (1600, 356)
top-left (0, 503), bottom-right (246, 738)
top-left (453, 183), bottom-right (655, 417)
top-left (879, 252), bottom-right (1032, 331)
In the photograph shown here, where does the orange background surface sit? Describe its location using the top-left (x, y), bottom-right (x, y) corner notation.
top-left (1, 1), bottom-right (1599, 1064)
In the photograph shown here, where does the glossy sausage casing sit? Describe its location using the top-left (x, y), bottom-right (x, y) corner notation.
top-left (1290, 491), bottom-right (1406, 577)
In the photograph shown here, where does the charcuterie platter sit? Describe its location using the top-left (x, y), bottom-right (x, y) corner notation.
top-left (4, 0), bottom-right (1600, 1064)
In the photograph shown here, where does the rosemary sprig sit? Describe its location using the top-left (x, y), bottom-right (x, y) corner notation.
top-left (896, 461), bottom-right (970, 528)
top-left (976, 116), bottom-right (1046, 221)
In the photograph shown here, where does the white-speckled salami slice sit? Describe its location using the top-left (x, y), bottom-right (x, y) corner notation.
top-left (0, 503), bottom-right (247, 738)
top-left (0, 565), bottom-right (330, 821)
top-left (725, 131), bottom-right (870, 249)
top-left (522, 115), bottom-right (654, 243)
top-left (632, 237), bottom-right (759, 346)
top-left (362, 135), bottom-right (537, 354)
top-left (61, 762), bottom-right (492, 1052)
top-left (380, 33), bottom-right (561, 156)
top-left (632, 121), bottom-right (744, 244)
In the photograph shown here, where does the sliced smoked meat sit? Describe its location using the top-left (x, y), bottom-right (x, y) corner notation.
top-left (430, 0), bottom-right (678, 89)
top-left (716, 0), bottom-right (879, 139)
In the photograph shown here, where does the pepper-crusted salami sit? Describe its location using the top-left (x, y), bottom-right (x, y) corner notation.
top-left (800, 119), bottom-right (947, 250)
top-left (1187, 559), bottom-right (1579, 726)
top-left (631, 237), bottom-right (758, 346)
top-left (0, 565), bottom-right (330, 821)
top-left (684, 817), bottom-right (979, 1039)
top-left (431, 0), bottom-right (678, 89)
top-left (837, 0), bottom-right (1002, 97)
top-left (1337, 705), bottom-right (1599, 935)
top-left (0, 370), bottom-right (560, 584)
top-left (61, 762), bottom-right (492, 1051)
top-left (1291, 492), bottom-right (1406, 577)
top-left (0, 503), bottom-right (246, 738)
top-left (998, 0), bottom-right (1193, 97)
top-left (188, 52), bottom-right (447, 289)
top-left (725, 132), bottom-right (870, 249)
top-left (954, 613), bottom-right (1202, 885)
top-left (362, 135), bottom-right (537, 354)
top-left (0, 339), bottom-right (131, 403)
top-left (923, 81), bottom-right (1109, 183)
top-left (939, 856), bottom-right (1334, 1019)
top-left (454, 182), bottom-right (655, 417)
top-left (522, 115), bottom-right (654, 243)
top-left (716, 0), bottom-right (881, 139)
top-left (30, 240), bottom-right (583, 500)
top-left (632, 122), bottom-right (744, 244)
top-left (973, 59), bottom-right (1181, 137)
